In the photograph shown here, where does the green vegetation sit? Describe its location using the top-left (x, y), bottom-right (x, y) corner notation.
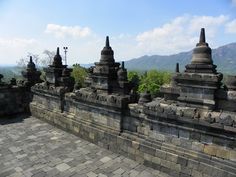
top-left (0, 66), bottom-right (23, 82)
top-left (128, 69), bottom-right (171, 96)
top-left (128, 71), bottom-right (140, 93)
top-left (71, 64), bottom-right (88, 88)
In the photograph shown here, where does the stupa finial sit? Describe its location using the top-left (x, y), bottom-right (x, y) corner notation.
top-left (176, 63), bottom-right (179, 73)
top-left (56, 47), bottom-right (60, 55)
top-left (199, 28), bottom-right (206, 44)
top-left (121, 61), bottom-right (124, 69)
top-left (106, 36), bottom-right (110, 47)
top-left (30, 56), bottom-right (33, 63)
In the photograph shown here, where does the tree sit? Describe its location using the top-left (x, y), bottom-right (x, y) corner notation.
top-left (138, 70), bottom-right (171, 96)
top-left (41, 50), bottom-right (55, 66)
top-left (71, 64), bottom-right (88, 88)
top-left (127, 71), bottom-right (140, 93)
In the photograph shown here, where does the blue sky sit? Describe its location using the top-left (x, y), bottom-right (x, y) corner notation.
top-left (0, 0), bottom-right (236, 65)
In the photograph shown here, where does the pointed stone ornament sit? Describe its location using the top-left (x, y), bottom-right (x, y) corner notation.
top-left (27, 56), bottom-right (36, 71)
top-left (175, 63), bottom-right (179, 73)
top-left (84, 36), bottom-right (130, 95)
top-left (56, 47), bottom-right (60, 55)
top-left (30, 56), bottom-right (33, 63)
top-left (174, 28), bottom-right (223, 109)
top-left (22, 56), bottom-right (41, 86)
top-left (189, 28), bottom-right (214, 69)
top-left (106, 36), bottom-right (110, 47)
top-left (199, 28), bottom-right (206, 44)
top-left (52, 47), bottom-right (63, 67)
top-left (118, 61), bottom-right (128, 82)
top-left (121, 61), bottom-right (125, 69)
top-left (100, 36), bottom-right (115, 63)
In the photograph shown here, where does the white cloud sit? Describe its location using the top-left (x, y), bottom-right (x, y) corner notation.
top-left (0, 38), bottom-right (36, 47)
top-left (136, 15), bottom-right (228, 55)
top-left (188, 15), bottom-right (229, 37)
top-left (0, 38), bottom-right (38, 65)
top-left (225, 19), bottom-right (236, 33)
top-left (0, 15), bottom-right (234, 66)
top-left (45, 24), bottom-right (92, 38)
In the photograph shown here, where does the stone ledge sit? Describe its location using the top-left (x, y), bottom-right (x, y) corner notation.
top-left (30, 103), bottom-right (236, 177)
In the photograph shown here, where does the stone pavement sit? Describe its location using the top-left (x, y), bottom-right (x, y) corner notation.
top-left (0, 116), bottom-right (171, 177)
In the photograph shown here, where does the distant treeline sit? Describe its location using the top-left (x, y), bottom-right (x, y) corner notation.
top-left (0, 66), bottom-right (23, 82)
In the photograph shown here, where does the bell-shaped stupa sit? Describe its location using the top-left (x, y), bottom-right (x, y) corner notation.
top-left (185, 28), bottom-right (216, 73)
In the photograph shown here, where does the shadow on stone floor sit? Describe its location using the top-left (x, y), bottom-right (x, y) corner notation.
top-left (0, 113), bottom-right (31, 125)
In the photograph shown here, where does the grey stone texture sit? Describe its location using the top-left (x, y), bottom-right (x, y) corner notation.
top-left (0, 116), bottom-right (169, 177)
top-left (74, 36), bottom-right (132, 111)
top-left (0, 84), bottom-right (30, 116)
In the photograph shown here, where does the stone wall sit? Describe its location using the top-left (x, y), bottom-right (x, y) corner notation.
top-left (30, 91), bottom-right (236, 177)
top-left (0, 86), bottom-right (31, 116)
top-left (28, 33), bottom-right (236, 177)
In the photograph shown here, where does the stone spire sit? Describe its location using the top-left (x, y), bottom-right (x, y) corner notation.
top-left (100, 36), bottom-right (115, 63)
top-left (22, 56), bottom-right (42, 87)
top-left (52, 47), bottom-right (63, 67)
top-left (175, 28), bottom-right (223, 109)
top-left (0, 74), bottom-right (3, 84)
top-left (106, 36), bottom-right (110, 47)
top-left (191, 28), bottom-right (213, 65)
top-left (27, 56), bottom-right (36, 71)
top-left (175, 63), bottom-right (179, 73)
top-left (118, 61), bottom-right (128, 81)
top-left (199, 28), bottom-right (206, 44)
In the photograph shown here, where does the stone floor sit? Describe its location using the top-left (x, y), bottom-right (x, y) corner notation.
top-left (0, 116), bottom-right (171, 177)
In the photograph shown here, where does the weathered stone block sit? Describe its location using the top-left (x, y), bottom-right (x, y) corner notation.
top-left (229, 150), bottom-right (236, 161)
top-left (216, 148), bottom-right (230, 159)
top-left (200, 134), bottom-right (213, 144)
top-left (139, 144), bottom-right (156, 156)
top-left (155, 149), bottom-right (166, 159)
top-left (179, 129), bottom-right (190, 139)
top-left (177, 156), bottom-right (188, 166)
top-left (171, 137), bottom-right (181, 146)
top-left (143, 153), bottom-right (153, 161)
top-left (198, 163), bottom-right (213, 176)
top-left (131, 141), bottom-right (140, 149)
top-left (181, 166), bottom-right (192, 175)
top-left (89, 132), bottom-right (95, 140)
top-left (191, 169), bottom-right (203, 177)
top-left (203, 145), bottom-right (217, 156)
top-left (187, 159), bottom-right (199, 170)
top-left (190, 131), bottom-right (201, 141)
top-left (192, 142), bottom-right (204, 152)
top-left (152, 156), bottom-right (161, 165)
top-left (166, 152), bottom-right (178, 163)
top-left (127, 147), bottom-right (136, 155)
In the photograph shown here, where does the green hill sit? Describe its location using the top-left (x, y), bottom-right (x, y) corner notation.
top-left (125, 42), bottom-right (236, 74)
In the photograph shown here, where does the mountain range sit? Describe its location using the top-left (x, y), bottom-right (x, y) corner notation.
top-left (124, 42), bottom-right (236, 74)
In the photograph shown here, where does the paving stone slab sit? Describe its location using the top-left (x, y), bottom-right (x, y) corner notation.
top-left (0, 116), bottom-right (172, 177)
